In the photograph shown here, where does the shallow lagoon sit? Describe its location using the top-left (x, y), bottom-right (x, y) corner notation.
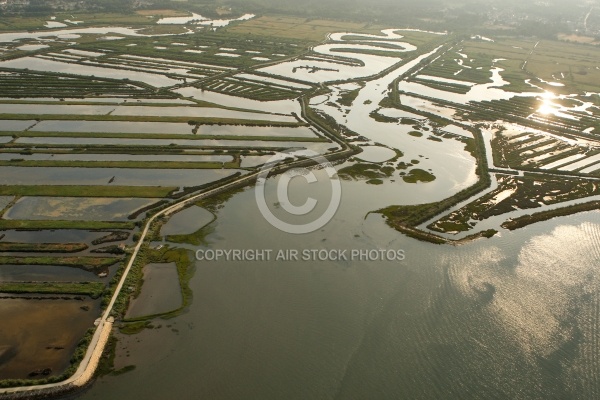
top-left (161, 206), bottom-right (214, 236)
top-left (0, 297), bottom-right (100, 380)
top-left (0, 265), bottom-right (102, 282)
top-left (0, 57), bottom-right (180, 87)
top-left (79, 173), bottom-right (600, 399)
top-left (28, 121), bottom-right (316, 137)
top-left (4, 197), bottom-right (156, 221)
top-left (0, 120), bottom-right (36, 131)
top-left (16, 137), bottom-right (337, 153)
top-left (0, 167), bottom-right (244, 187)
top-left (125, 263), bottom-right (182, 319)
top-left (0, 153), bottom-right (234, 163)
top-left (0, 229), bottom-right (106, 244)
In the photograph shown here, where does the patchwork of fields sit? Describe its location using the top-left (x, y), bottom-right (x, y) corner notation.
top-left (1, 7), bottom-right (600, 395)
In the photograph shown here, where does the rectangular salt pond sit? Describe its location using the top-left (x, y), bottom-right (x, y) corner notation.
top-left (63, 49), bottom-right (105, 57)
top-left (0, 98), bottom-right (194, 104)
top-left (1, 229), bottom-right (107, 243)
top-left (110, 106), bottom-right (297, 122)
top-left (125, 263), bottom-right (182, 319)
top-left (580, 162), bottom-right (600, 174)
top-left (415, 74), bottom-right (476, 87)
top-left (120, 54), bottom-right (235, 70)
top-left (30, 121), bottom-right (312, 136)
top-left (0, 57), bottom-right (180, 87)
top-left (0, 104), bottom-right (116, 115)
top-left (0, 120), bottom-right (36, 131)
top-left (241, 154), bottom-right (294, 168)
top-left (0, 297), bottom-right (100, 380)
top-left (161, 205), bottom-right (214, 236)
top-left (0, 265), bottom-right (103, 283)
top-left (31, 120), bottom-right (192, 134)
top-left (15, 137), bottom-right (337, 154)
top-left (192, 125), bottom-right (316, 138)
top-left (559, 153), bottom-right (600, 171)
top-left (0, 153), bottom-right (234, 163)
top-left (4, 197), bottom-right (157, 221)
top-left (236, 73), bottom-right (312, 89)
top-left (175, 87), bottom-right (302, 115)
top-left (0, 167), bottom-right (244, 187)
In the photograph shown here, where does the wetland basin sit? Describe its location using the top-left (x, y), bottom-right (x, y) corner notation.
top-left (161, 206), bottom-right (214, 236)
top-left (0, 230), bottom-right (106, 244)
top-left (28, 121), bottom-right (313, 136)
top-left (3, 197), bottom-right (156, 221)
top-left (0, 153), bottom-right (234, 163)
top-left (125, 263), bottom-right (182, 319)
top-left (0, 265), bottom-right (102, 282)
top-left (14, 137), bottom-right (337, 154)
top-left (0, 167), bottom-right (244, 187)
top-left (0, 296), bottom-right (100, 380)
top-left (0, 58), bottom-right (180, 87)
top-left (0, 120), bottom-right (36, 131)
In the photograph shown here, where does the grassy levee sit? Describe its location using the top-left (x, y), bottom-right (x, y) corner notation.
top-left (299, 97), bottom-right (361, 162)
top-left (0, 255), bottom-right (120, 270)
top-left (0, 185), bottom-right (176, 198)
top-left (0, 160), bottom-right (239, 169)
top-left (0, 220), bottom-right (134, 230)
top-left (0, 100), bottom-right (193, 106)
top-left (0, 282), bottom-right (105, 298)
top-left (106, 245), bottom-right (147, 319)
top-left (168, 172), bottom-right (243, 200)
top-left (0, 242), bottom-right (88, 253)
top-left (502, 200), bottom-right (600, 230)
top-left (3, 131), bottom-right (326, 142)
top-left (0, 114), bottom-right (305, 126)
top-left (4, 144), bottom-right (300, 154)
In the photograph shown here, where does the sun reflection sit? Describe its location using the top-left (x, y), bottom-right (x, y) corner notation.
top-left (537, 93), bottom-right (556, 115)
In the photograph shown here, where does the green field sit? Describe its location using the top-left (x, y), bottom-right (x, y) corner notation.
top-left (0, 242), bottom-right (88, 253)
top-left (0, 185), bottom-right (176, 198)
top-left (0, 281), bottom-right (105, 298)
top-left (0, 220), bottom-right (135, 230)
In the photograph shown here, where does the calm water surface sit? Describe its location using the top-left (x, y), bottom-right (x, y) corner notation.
top-left (75, 173), bottom-right (600, 399)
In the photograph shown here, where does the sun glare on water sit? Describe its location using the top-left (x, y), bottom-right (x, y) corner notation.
top-left (537, 93), bottom-right (557, 115)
